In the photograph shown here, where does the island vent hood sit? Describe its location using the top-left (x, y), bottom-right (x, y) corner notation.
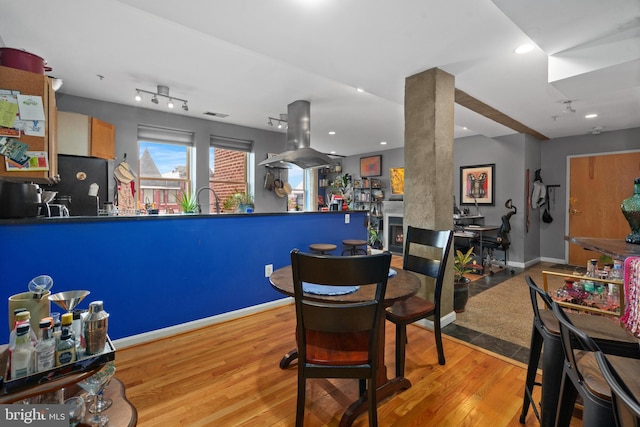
top-left (259, 100), bottom-right (334, 169)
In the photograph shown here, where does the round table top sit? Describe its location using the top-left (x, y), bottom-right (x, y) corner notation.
top-left (269, 265), bottom-right (420, 304)
top-left (342, 239), bottom-right (368, 246)
top-left (309, 243), bottom-right (338, 252)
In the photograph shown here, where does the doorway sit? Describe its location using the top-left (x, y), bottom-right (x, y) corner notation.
top-left (568, 151), bottom-right (640, 266)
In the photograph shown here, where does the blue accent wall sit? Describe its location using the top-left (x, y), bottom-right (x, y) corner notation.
top-left (0, 212), bottom-right (367, 343)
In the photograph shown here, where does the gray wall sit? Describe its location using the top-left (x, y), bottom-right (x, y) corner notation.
top-left (56, 94), bottom-right (288, 213)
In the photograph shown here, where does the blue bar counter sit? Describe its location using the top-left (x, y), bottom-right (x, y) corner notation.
top-left (0, 211), bottom-right (368, 344)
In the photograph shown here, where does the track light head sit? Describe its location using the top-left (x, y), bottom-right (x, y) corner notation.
top-left (134, 91), bottom-right (142, 102)
top-left (167, 99), bottom-right (174, 109)
top-left (151, 95), bottom-right (159, 104)
top-left (268, 119), bottom-right (273, 126)
top-left (182, 101), bottom-right (189, 112)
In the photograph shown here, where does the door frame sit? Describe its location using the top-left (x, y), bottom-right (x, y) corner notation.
top-left (564, 148), bottom-right (640, 263)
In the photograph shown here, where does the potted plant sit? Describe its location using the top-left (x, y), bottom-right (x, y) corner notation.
top-left (223, 190), bottom-right (254, 213)
top-left (176, 191), bottom-right (198, 213)
top-left (453, 246), bottom-right (476, 313)
top-left (368, 226), bottom-right (382, 250)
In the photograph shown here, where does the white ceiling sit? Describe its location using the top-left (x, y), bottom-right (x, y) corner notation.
top-left (1, 0), bottom-right (638, 156)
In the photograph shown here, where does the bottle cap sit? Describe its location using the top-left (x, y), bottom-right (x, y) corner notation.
top-left (39, 320), bottom-right (50, 329)
top-left (16, 324), bottom-right (29, 335)
top-left (15, 311), bottom-right (30, 322)
top-left (61, 312), bottom-right (73, 326)
top-left (72, 310), bottom-right (82, 320)
top-left (13, 308), bottom-right (27, 315)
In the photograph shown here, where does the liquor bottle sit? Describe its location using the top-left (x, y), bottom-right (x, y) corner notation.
top-left (621, 177), bottom-right (640, 244)
top-left (11, 324), bottom-right (35, 379)
top-left (55, 327), bottom-right (76, 366)
top-left (36, 321), bottom-right (56, 372)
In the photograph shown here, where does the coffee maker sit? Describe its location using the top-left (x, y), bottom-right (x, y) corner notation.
top-left (329, 194), bottom-right (343, 211)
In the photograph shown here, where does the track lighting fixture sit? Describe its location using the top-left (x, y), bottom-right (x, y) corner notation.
top-left (135, 85), bottom-right (188, 112)
top-left (267, 114), bottom-right (288, 129)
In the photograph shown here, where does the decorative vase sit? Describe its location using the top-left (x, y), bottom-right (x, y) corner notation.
top-left (621, 177), bottom-right (640, 244)
top-left (453, 278), bottom-right (470, 313)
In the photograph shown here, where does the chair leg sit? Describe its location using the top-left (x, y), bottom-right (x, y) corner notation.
top-left (395, 323), bottom-right (407, 378)
top-left (296, 372), bottom-right (306, 427)
top-left (520, 325), bottom-right (543, 423)
top-left (554, 372), bottom-right (578, 427)
top-left (434, 315), bottom-right (445, 366)
top-left (368, 377), bottom-right (378, 427)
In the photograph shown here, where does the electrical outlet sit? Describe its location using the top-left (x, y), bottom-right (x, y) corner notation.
top-left (265, 264), bottom-right (273, 277)
top-left (345, 213), bottom-right (350, 224)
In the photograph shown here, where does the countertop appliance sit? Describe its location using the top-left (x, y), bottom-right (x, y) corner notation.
top-left (0, 181), bottom-right (41, 218)
top-left (45, 155), bottom-right (109, 216)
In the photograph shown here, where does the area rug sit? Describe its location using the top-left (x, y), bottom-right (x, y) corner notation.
top-left (454, 262), bottom-right (571, 348)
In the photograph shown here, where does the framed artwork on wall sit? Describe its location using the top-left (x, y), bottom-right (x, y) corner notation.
top-left (460, 163), bottom-right (495, 205)
top-left (360, 155), bottom-right (382, 177)
top-left (390, 167), bottom-right (404, 194)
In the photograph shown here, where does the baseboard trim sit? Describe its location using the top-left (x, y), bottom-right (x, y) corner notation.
top-left (113, 298), bottom-right (292, 349)
top-left (413, 310), bottom-right (457, 330)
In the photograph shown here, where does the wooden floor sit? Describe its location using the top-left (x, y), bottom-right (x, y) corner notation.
top-left (114, 303), bottom-right (582, 426)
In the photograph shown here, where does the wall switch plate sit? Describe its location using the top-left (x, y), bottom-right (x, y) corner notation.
top-left (265, 264), bottom-right (273, 277)
top-left (345, 213), bottom-right (350, 224)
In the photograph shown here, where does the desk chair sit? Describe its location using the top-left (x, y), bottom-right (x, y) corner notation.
top-left (596, 351), bottom-right (640, 427)
top-left (481, 209), bottom-right (516, 274)
top-left (385, 227), bottom-right (453, 373)
top-left (290, 249), bottom-right (392, 427)
top-left (552, 301), bottom-right (616, 427)
top-left (521, 276), bottom-right (640, 426)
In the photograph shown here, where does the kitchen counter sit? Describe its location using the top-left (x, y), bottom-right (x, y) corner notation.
top-left (0, 210), bottom-right (367, 344)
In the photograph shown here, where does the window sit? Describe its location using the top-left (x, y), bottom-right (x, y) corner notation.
top-left (137, 125), bottom-right (194, 214)
top-left (288, 166), bottom-right (304, 211)
top-left (208, 135), bottom-right (253, 213)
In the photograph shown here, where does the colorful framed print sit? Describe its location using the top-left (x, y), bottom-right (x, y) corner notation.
top-left (460, 164), bottom-right (495, 205)
top-left (360, 155), bottom-right (382, 177)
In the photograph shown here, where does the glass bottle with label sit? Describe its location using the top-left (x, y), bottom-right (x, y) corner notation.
top-left (55, 327), bottom-right (76, 366)
top-left (36, 320), bottom-right (56, 372)
top-left (11, 324), bottom-right (35, 379)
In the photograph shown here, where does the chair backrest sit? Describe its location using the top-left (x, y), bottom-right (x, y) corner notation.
top-left (290, 249), bottom-right (392, 367)
top-left (526, 275), bottom-right (554, 321)
top-left (596, 351), bottom-right (640, 427)
top-left (402, 226), bottom-right (453, 316)
top-left (552, 301), bottom-right (600, 384)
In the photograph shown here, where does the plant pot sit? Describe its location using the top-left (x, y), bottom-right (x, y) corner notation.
top-left (454, 278), bottom-right (470, 313)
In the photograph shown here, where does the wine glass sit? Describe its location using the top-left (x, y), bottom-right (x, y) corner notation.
top-left (64, 396), bottom-right (86, 427)
top-left (90, 375), bottom-right (114, 413)
top-left (77, 362), bottom-right (115, 426)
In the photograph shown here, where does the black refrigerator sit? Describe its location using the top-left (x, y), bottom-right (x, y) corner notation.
top-left (46, 155), bottom-right (110, 216)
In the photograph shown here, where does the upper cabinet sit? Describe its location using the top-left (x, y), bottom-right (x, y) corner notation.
top-left (0, 65), bottom-right (58, 184)
top-left (57, 111), bottom-right (115, 160)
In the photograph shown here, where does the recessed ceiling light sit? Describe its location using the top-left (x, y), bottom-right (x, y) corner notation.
top-left (585, 113), bottom-right (598, 119)
top-left (514, 44), bottom-right (534, 54)
top-left (356, 87), bottom-right (365, 93)
top-left (463, 126), bottom-right (468, 130)
top-left (328, 131), bottom-right (336, 135)
top-left (380, 141), bottom-right (387, 145)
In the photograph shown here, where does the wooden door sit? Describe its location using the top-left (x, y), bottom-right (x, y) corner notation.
top-left (568, 152), bottom-right (640, 266)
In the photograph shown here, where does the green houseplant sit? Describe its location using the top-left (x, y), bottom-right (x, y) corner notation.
top-left (223, 190), bottom-right (254, 213)
top-left (453, 246), bottom-right (476, 313)
top-left (176, 191), bottom-right (199, 213)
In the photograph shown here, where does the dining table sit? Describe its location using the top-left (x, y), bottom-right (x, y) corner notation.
top-left (606, 354), bottom-right (640, 404)
top-left (269, 264), bottom-right (421, 426)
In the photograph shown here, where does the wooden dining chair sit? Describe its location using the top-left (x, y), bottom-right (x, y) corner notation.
top-left (596, 351), bottom-right (640, 427)
top-left (290, 249), bottom-right (392, 427)
top-left (385, 227), bottom-right (453, 374)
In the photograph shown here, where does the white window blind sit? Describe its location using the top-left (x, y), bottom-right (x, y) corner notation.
top-left (210, 135), bottom-right (253, 152)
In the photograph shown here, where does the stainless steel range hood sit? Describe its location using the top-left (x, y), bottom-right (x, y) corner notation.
top-left (259, 100), bottom-right (334, 169)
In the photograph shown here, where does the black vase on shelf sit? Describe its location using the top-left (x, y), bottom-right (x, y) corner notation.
top-left (621, 177), bottom-right (640, 244)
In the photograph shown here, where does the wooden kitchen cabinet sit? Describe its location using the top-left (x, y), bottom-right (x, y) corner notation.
top-left (57, 111), bottom-right (115, 160)
top-left (0, 65), bottom-right (58, 183)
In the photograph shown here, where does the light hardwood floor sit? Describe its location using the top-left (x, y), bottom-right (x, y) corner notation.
top-left (115, 303), bottom-right (581, 426)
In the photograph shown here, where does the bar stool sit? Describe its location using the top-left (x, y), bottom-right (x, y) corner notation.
top-left (341, 239), bottom-right (367, 255)
top-left (308, 243), bottom-right (337, 254)
top-left (520, 276), bottom-right (640, 426)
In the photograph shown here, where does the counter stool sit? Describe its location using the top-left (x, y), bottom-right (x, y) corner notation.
top-left (520, 276), bottom-right (640, 426)
top-left (341, 239), bottom-right (368, 256)
top-left (309, 243), bottom-right (337, 255)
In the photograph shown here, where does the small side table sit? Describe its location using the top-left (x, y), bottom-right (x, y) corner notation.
top-left (341, 239), bottom-right (368, 255)
top-left (309, 243), bottom-right (337, 254)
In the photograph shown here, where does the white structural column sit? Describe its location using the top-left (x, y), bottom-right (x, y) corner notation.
top-left (404, 68), bottom-right (456, 314)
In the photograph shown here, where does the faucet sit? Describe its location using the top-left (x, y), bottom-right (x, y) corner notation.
top-left (196, 187), bottom-right (221, 214)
